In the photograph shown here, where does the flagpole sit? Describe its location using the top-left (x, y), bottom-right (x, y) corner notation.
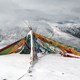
top-left (30, 28), bottom-right (34, 63)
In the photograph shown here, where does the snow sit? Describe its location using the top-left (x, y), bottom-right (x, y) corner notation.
top-left (0, 53), bottom-right (30, 80)
top-left (47, 22), bottom-right (80, 48)
top-left (0, 53), bottom-right (80, 80)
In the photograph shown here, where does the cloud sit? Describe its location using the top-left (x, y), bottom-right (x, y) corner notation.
top-left (0, 0), bottom-right (80, 25)
top-left (72, 6), bottom-right (80, 13)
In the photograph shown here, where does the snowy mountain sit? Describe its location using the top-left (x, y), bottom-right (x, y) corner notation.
top-left (53, 22), bottom-right (80, 38)
top-left (0, 20), bottom-right (80, 49)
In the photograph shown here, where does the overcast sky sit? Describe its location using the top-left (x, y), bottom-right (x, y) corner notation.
top-left (0, 0), bottom-right (79, 13)
top-left (0, 0), bottom-right (80, 25)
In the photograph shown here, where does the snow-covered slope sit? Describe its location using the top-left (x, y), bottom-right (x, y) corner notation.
top-left (48, 22), bottom-right (80, 48)
top-left (0, 54), bottom-right (80, 80)
top-left (51, 22), bottom-right (80, 38)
